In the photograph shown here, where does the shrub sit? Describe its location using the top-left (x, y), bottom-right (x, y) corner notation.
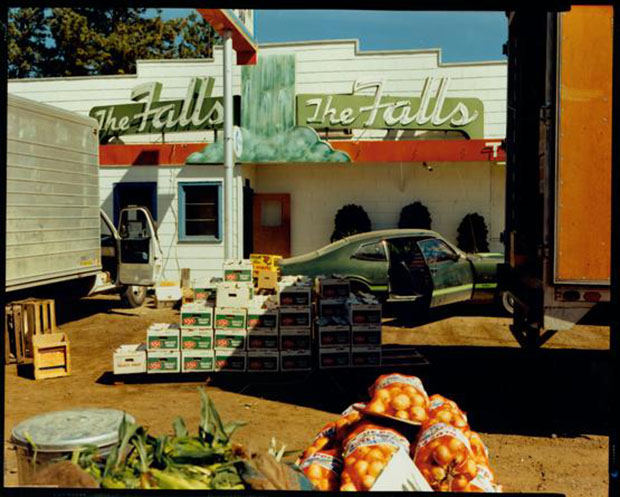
top-left (330, 204), bottom-right (372, 242)
top-left (398, 201), bottom-right (432, 230)
top-left (457, 213), bottom-right (490, 253)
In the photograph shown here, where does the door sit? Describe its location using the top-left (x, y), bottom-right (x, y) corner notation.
top-left (417, 238), bottom-right (474, 307)
top-left (253, 193), bottom-right (291, 257)
top-left (117, 207), bottom-right (163, 286)
top-left (386, 237), bottom-right (433, 301)
top-left (113, 182), bottom-right (157, 227)
top-left (243, 182), bottom-right (254, 258)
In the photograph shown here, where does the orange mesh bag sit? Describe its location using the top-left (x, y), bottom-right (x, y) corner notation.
top-left (299, 449), bottom-right (343, 491)
top-left (413, 421), bottom-right (478, 492)
top-left (298, 403), bottom-right (366, 464)
top-left (468, 431), bottom-right (491, 466)
top-left (428, 394), bottom-right (470, 434)
top-left (339, 422), bottom-right (410, 491)
top-left (367, 374), bottom-right (429, 423)
top-left (463, 464), bottom-right (502, 493)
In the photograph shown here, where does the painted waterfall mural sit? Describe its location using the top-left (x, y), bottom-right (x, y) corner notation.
top-left (185, 54), bottom-right (351, 164)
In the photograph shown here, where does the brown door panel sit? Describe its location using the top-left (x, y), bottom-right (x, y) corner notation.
top-left (253, 193), bottom-right (291, 258)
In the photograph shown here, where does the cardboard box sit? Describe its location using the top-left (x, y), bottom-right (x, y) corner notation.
top-left (154, 286), bottom-right (182, 308)
top-left (250, 253), bottom-right (283, 268)
top-left (214, 307), bottom-right (247, 330)
top-left (280, 350), bottom-right (313, 371)
top-left (370, 447), bottom-right (433, 491)
top-left (278, 283), bottom-right (312, 307)
top-left (216, 282), bottom-right (253, 308)
top-left (247, 329), bottom-right (280, 350)
top-left (247, 307), bottom-right (279, 332)
top-left (192, 287), bottom-right (216, 302)
top-left (147, 324), bottom-right (180, 351)
top-left (317, 324), bottom-right (351, 348)
top-left (214, 329), bottom-right (247, 350)
top-left (279, 306), bottom-right (312, 328)
top-left (351, 325), bottom-right (382, 346)
top-left (223, 259), bottom-right (253, 283)
top-left (319, 346), bottom-right (351, 369)
top-left (316, 276), bottom-right (351, 299)
top-left (318, 299), bottom-right (349, 319)
top-left (247, 351), bottom-right (279, 372)
top-left (147, 350), bottom-right (180, 373)
top-left (180, 329), bottom-right (214, 350)
top-left (258, 269), bottom-right (279, 290)
top-left (280, 329), bottom-right (312, 351)
top-left (214, 349), bottom-right (247, 372)
top-left (113, 344), bottom-right (147, 375)
top-left (181, 350), bottom-right (214, 372)
top-left (180, 304), bottom-right (214, 328)
top-left (348, 302), bottom-right (382, 326)
top-left (351, 345), bottom-right (382, 367)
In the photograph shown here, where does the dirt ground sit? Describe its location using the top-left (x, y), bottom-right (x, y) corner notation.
top-left (3, 295), bottom-right (610, 496)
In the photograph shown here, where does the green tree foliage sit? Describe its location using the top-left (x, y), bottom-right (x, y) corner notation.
top-left (8, 8), bottom-right (219, 78)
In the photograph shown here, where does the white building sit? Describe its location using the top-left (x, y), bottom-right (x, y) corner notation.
top-left (8, 39), bottom-right (507, 283)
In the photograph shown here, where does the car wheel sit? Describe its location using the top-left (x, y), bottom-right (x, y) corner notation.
top-left (501, 291), bottom-right (515, 315)
top-left (120, 285), bottom-right (147, 308)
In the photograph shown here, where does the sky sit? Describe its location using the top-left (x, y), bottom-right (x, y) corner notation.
top-left (163, 9), bottom-right (507, 63)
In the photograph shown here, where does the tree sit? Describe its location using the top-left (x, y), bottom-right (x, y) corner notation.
top-left (398, 201), bottom-right (432, 230)
top-left (8, 8), bottom-right (219, 78)
top-left (7, 8), bottom-right (53, 78)
top-left (457, 213), bottom-right (490, 253)
top-left (331, 204), bottom-right (372, 242)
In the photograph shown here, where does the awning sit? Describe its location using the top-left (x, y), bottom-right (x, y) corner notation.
top-left (197, 9), bottom-right (258, 65)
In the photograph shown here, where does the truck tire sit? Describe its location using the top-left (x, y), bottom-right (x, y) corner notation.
top-left (500, 291), bottom-right (515, 315)
top-left (120, 285), bottom-right (147, 308)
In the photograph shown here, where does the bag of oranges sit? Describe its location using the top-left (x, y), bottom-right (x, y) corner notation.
top-left (413, 421), bottom-right (478, 492)
top-left (298, 403), bottom-right (366, 464)
top-left (299, 449), bottom-right (343, 491)
top-left (468, 431), bottom-right (491, 466)
top-left (340, 422), bottom-right (410, 491)
top-left (428, 394), bottom-right (470, 434)
top-left (366, 374), bottom-right (429, 423)
top-left (464, 464), bottom-right (502, 493)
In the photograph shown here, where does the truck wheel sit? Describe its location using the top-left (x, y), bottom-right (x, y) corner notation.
top-left (120, 286), bottom-right (147, 308)
top-left (500, 291), bottom-right (515, 315)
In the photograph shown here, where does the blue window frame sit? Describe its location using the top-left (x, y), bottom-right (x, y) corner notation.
top-left (178, 182), bottom-right (223, 242)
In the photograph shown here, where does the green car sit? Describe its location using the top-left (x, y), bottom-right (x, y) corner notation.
top-left (280, 229), bottom-right (507, 311)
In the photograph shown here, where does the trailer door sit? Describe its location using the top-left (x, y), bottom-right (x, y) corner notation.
top-left (117, 207), bottom-right (163, 286)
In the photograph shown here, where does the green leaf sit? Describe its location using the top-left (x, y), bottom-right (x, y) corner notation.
top-left (172, 417), bottom-right (188, 438)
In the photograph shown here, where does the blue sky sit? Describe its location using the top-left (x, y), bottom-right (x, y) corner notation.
top-left (163, 9), bottom-right (507, 63)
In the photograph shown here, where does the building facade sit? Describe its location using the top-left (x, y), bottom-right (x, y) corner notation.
top-left (8, 39), bottom-right (507, 284)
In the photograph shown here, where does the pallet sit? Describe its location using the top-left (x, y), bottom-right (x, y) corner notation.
top-left (33, 332), bottom-right (71, 380)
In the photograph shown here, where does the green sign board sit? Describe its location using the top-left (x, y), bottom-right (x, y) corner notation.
top-left (296, 77), bottom-right (484, 139)
top-left (89, 77), bottom-right (240, 144)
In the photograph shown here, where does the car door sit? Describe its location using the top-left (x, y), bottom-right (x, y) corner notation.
top-left (385, 237), bottom-right (433, 301)
top-left (349, 240), bottom-right (390, 293)
top-left (416, 237), bottom-right (474, 307)
top-left (117, 207), bottom-right (163, 286)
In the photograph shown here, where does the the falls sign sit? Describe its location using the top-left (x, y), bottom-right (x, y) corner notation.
top-left (296, 77), bottom-right (484, 139)
top-left (89, 77), bottom-right (240, 143)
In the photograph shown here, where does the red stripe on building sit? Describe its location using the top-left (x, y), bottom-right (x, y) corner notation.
top-left (197, 9), bottom-right (258, 65)
top-left (99, 139), bottom-right (505, 166)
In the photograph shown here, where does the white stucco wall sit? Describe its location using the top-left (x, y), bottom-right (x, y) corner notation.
top-left (252, 161), bottom-right (506, 256)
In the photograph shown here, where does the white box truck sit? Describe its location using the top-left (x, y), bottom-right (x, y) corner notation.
top-left (6, 94), bottom-right (162, 306)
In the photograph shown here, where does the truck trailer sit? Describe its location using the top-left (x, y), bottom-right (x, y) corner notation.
top-left (501, 6), bottom-right (612, 347)
top-left (6, 94), bottom-right (162, 307)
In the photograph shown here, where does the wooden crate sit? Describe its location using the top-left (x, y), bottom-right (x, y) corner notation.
top-left (33, 333), bottom-right (71, 380)
top-left (11, 299), bottom-right (57, 357)
top-left (4, 304), bottom-right (28, 364)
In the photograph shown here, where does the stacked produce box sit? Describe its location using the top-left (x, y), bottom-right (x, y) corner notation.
top-left (297, 373), bottom-right (502, 493)
top-left (315, 277), bottom-right (382, 369)
top-left (279, 276), bottom-right (314, 372)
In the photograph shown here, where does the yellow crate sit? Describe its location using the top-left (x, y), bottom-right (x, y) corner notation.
top-left (33, 333), bottom-right (71, 380)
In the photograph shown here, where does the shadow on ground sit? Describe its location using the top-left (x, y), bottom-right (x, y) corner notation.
top-left (98, 345), bottom-right (610, 438)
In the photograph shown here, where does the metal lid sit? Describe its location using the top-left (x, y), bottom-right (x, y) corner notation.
top-left (11, 408), bottom-right (135, 452)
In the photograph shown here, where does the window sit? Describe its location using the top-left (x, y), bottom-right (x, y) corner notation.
top-left (353, 241), bottom-right (387, 261)
top-left (178, 182), bottom-right (222, 242)
top-left (417, 238), bottom-right (458, 265)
